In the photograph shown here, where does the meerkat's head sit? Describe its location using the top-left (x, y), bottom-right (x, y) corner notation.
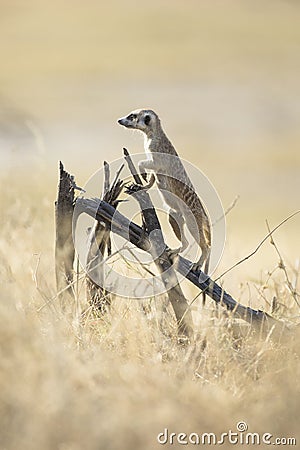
top-left (118, 109), bottom-right (161, 136)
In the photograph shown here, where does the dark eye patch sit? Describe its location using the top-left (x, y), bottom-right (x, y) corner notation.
top-left (144, 115), bottom-right (151, 125)
top-left (128, 114), bottom-right (137, 121)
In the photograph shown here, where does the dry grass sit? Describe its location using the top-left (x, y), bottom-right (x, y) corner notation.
top-left (0, 170), bottom-right (300, 450)
top-left (1, 1), bottom-right (300, 448)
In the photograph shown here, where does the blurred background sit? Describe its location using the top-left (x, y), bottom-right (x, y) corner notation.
top-left (0, 0), bottom-right (300, 298)
top-left (1, 3), bottom-right (300, 448)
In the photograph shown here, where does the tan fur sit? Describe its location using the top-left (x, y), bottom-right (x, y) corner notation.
top-left (118, 109), bottom-right (211, 274)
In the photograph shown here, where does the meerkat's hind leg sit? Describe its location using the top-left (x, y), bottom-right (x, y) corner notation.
top-left (192, 244), bottom-right (210, 274)
top-left (167, 209), bottom-right (189, 264)
top-left (187, 216), bottom-right (211, 274)
top-left (192, 244), bottom-right (211, 306)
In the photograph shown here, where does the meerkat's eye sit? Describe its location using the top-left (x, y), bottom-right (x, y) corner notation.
top-left (144, 115), bottom-right (151, 125)
top-left (128, 114), bottom-right (137, 121)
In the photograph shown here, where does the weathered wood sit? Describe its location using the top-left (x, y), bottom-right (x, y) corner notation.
top-left (55, 161), bottom-right (75, 306)
top-left (86, 222), bottom-right (111, 313)
top-left (123, 148), bottom-right (194, 340)
top-left (86, 162), bottom-right (110, 313)
top-left (178, 257), bottom-right (286, 336)
top-left (75, 196), bottom-right (289, 339)
top-left (85, 161), bottom-right (123, 313)
top-left (75, 198), bottom-right (150, 251)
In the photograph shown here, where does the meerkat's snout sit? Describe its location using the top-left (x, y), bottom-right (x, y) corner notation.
top-left (118, 113), bottom-right (138, 129)
top-left (117, 117), bottom-right (127, 126)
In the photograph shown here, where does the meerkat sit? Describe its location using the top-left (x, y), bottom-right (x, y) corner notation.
top-left (118, 108), bottom-right (211, 278)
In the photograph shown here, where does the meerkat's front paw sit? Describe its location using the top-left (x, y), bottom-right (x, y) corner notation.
top-left (166, 246), bottom-right (182, 265)
top-left (191, 262), bottom-right (202, 273)
top-left (191, 261), bottom-right (208, 277)
top-left (191, 262), bottom-right (209, 286)
top-left (140, 171), bottom-right (148, 182)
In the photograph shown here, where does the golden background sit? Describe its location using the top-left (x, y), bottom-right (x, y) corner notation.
top-left (0, 1), bottom-right (299, 448)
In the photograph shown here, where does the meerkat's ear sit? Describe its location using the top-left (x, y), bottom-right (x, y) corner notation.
top-left (144, 115), bottom-right (151, 126)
